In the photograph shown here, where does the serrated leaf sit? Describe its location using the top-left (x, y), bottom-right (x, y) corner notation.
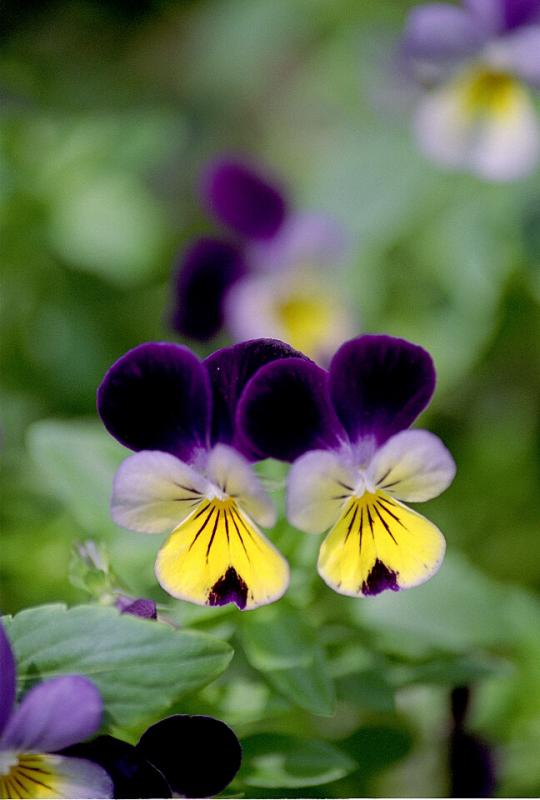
top-left (3, 604), bottom-right (233, 726)
top-left (241, 600), bottom-right (335, 716)
top-left (241, 734), bottom-right (357, 788)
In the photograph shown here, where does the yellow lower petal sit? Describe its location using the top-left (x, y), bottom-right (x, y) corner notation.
top-left (318, 491), bottom-right (445, 598)
top-left (155, 498), bottom-right (289, 610)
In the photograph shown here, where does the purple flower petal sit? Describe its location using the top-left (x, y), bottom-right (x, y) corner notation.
top-left (170, 238), bottom-right (248, 341)
top-left (200, 157), bottom-right (288, 240)
top-left (236, 358), bottom-right (345, 462)
top-left (499, 25), bottom-right (540, 87)
top-left (97, 342), bottom-right (211, 461)
top-left (402, 3), bottom-right (485, 67)
top-left (0, 620), bottom-right (16, 738)
top-left (329, 335), bottom-right (435, 447)
top-left (117, 598), bottom-right (158, 620)
top-left (62, 735), bottom-right (171, 799)
top-left (204, 338), bottom-right (305, 454)
top-left (466, 0), bottom-right (540, 32)
top-left (136, 715), bottom-right (242, 798)
top-left (1, 675), bottom-right (103, 752)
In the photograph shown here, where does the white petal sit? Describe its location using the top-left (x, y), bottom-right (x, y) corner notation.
top-left (206, 444), bottom-right (276, 528)
top-left (368, 429), bottom-right (456, 503)
top-left (111, 451), bottom-right (209, 533)
top-left (8, 754), bottom-right (113, 799)
top-left (414, 70), bottom-right (540, 180)
top-left (287, 449), bottom-right (358, 535)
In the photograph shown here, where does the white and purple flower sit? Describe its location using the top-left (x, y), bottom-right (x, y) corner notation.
top-left (170, 157), bottom-right (356, 363)
top-left (0, 620), bottom-right (112, 799)
top-left (401, 0), bottom-right (540, 179)
top-left (236, 334), bottom-right (456, 598)
top-left (97, 338), bottom-right (302, 611)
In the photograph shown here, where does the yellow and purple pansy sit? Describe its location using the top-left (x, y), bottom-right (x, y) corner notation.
top-left (0, 621), bottom-right (112, 799)
top-left (401, 0), bottom-right (540, 179)
top-left (236, 334), bottom-right (456, 598)
top-left (170, 156), bottom-right (355, 363)
top-left (97, 338), bottom-right (302, 611)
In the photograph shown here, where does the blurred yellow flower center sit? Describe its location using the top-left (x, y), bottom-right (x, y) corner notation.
top-left (0, 754), bottom-right (58, 799)
top-left (462, 69), bottom-right (519, 117)
top-left (276, 292), bottom-right (334, 356)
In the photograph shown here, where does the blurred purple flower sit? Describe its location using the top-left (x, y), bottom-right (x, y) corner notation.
top-left (171, 157), bottom-right (356, 362)
top-left (97, 338), bottom-right (304, 609)
top-left (401, 0), bottom-right (540, 179)
top-left (449, 687), bottom-right (497, 797)
top-left (236, 334), bottom-right (456, 598)
top-left (64, 714), bottom-right (242, 799)
top-left (0, 620), bottom-right (113, 799)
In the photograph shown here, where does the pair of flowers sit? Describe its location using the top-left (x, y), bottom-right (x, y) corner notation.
top-left (98, 333), bottom-right (456, 611)
top-left (0, 620), bottom-right (241, 799)
top-left (402, 0), bottom-right (540, 180)
top-left (171, 157), bottom-right (354, 362)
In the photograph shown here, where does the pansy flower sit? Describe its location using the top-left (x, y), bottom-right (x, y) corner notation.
top-left (97, 338), bottom-right (301, 610)
top-left (236, 334), bottom-right (456, 597)
top-left (0, 620), bottom-right (112, 799)
top-left (171, 156), bottom-right (355, 362)
top-left (63, 714), bottom-right (242, 799)
top-left (401, 0), bottom-right (540, 179)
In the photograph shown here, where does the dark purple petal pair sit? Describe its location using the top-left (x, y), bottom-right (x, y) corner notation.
top-left (237, 335), bottom-right (435, 462)
top-left (98, 338), bottom-right (303, 462)
top-left (64, 715), bottom-right (242, 799)
top-left (171, 157), bottom-right (288, 342)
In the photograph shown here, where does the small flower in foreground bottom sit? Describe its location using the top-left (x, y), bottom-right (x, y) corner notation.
top-left (401, 0), bottom-right (540, 179)
top-left (98, 338), bottom-right (300, 610)
top-left (0, 620), bottom-right (112, 799)
top-left (236, 334), bottom-right (456, 597)
top-left (64, 715), bottom-right (242, 798)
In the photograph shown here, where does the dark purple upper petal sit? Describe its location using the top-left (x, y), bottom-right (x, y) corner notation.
top-left (204, 338), bottom-right (305, 454)
top-left (200, 157), bottom-right (288, 240)
top-left (329, 335), bottom-right (436, 447)
top-left (0, 620), bottom-right (16, 738)
top-left (170, 238), bottom-right (248, 341)
top-left (97, 343), bottom-right (211, 462)
top-left (466, 0), bottom-right (540, 32)
top-left (1, 675), bottom-right (103, 752)
top-left (236, 358), bottom-right (345, 462)
top-left (137, 715), bottom-right (242, 798)
top-left (61, 735), bottom-right (171, 799)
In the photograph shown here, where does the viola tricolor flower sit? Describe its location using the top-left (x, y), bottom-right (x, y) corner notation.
top-left (0, 620), bottom-right (112, 799)
top-left (97, 338), bottom-right (300, 610)
top-left (171, 156), bottom-right (355, 362)
top-left (64, 715), bottom-right (242, 799)
top-left (401, 0), bottom-right (540, 179)
top-left (236, 334), bottom-right (456, 598)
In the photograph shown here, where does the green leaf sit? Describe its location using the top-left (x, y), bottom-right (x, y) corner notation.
top-left (3, 604), bottom-right (233, 726)
top-left (241, 600), bottom-right (335, 716)
top-left (241, 734), bottom-right (357, 788)
top-left (27, 419), bottom-right (125, 534)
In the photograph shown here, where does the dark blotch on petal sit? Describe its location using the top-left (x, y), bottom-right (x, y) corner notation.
top-left (208, 567), bottom-right (248, 610)
top-left (201, 157), bottom-right (287, 240)
top-left (330, 334), bottom-right (436, 447)
top-left (361, 559), bottom-right (399, 596)
top-left (137, 715), bottom-right (242, 798)
top-left (170, 238), bottom-right (248, 341)
top-left (236, 357), bottom-right (345, 462)
top-left (61, 735), bottom-right (171, 799)
top-left (204, 338), bottom-right (305, 453)
top-left (97, 342), bottom-right (211, 461)
top-left (119, 598), bottom-right (158, 620)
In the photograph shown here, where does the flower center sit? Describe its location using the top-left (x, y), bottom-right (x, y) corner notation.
top-left (461, 68), bottom-right (518, 116)
top-left (0, 753), bottom-right (58, 798)
top-left (276, 291), bottom-right (334, 356)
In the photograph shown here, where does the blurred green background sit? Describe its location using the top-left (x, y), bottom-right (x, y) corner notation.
top-left (1, 0), bottom-right (540, 796)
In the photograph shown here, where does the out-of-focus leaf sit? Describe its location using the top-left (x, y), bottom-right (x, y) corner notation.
top-left (27, 419), bottom-right (125, 534)
top-left (3, 604), bottom-right (233, 726)
top-left (389, 654), bottom-right (510, 688)
top-left (241, 600), bottom-right (335, 716)
top-left (241, 734), bottom-right (356, 788)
